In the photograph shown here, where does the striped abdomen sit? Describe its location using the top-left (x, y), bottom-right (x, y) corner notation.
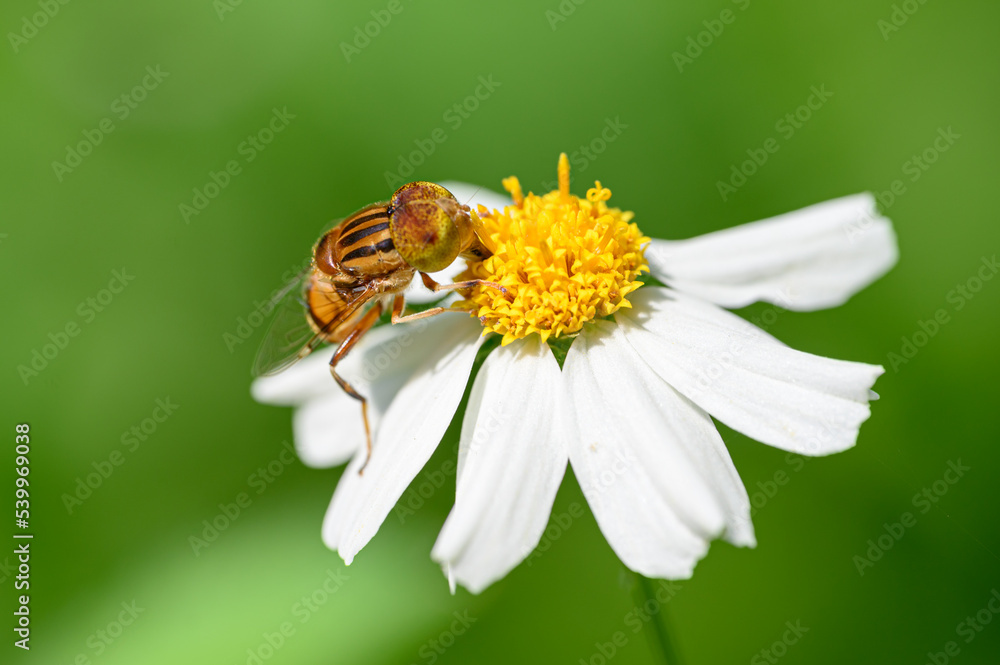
top-left (314, 203), bottom-right (407, 278)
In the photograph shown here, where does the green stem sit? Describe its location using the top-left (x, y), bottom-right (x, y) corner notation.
top-left (633, 574), bottom-right (684, 665)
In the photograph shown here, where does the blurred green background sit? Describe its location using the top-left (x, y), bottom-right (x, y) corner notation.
top-left (3, 0), bottom-right (999, 663)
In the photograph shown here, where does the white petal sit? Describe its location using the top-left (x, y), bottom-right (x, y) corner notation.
top-left (292, 394), bottom-right (367, 468)
top-left (250, 321), bottom-right (409, 407)
top-left (256, 316), bottom-right (471, 468)
top-left (620, 288), bottom-right (884, 456)
top-left (322, 317), bottom-right (484, 564)
top-left (646, 193), bottom-right (898, 311)
top-left (432, 337), bottom-right (568, 594)
top-left (563, 321), bottom-right (754, 580)
top-left (251, 349), bottom-right (340, 407)
top-left (439, 181), bottom-right (512, 214)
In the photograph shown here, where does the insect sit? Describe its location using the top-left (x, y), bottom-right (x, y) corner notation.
top-left (253, 182), bottom-right (505, 472)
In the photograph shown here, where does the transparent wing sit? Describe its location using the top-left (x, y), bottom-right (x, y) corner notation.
top-left (252, 268), bottom-right (318, 377)
top-left (252, 219), bottom-right (345, 378)
top-left (253, 216), bottom-right (387, 377)
top-left (252, 270), bottom-right (379, 377)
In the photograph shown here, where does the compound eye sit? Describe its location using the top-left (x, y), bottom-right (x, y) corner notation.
top-left (388, 182), bottom-right (465, 273)
top-left (390, 181), bottom-right (455, 210)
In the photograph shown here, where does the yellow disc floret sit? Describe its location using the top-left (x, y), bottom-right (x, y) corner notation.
top-left (457, 154), bottom-right (649, 345)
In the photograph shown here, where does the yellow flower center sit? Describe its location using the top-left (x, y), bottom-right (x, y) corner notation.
top-left (457, 154), bottom-right (649, 345)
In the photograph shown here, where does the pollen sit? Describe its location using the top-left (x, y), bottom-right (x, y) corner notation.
top-left (457, 154), bottom-right (649, 346)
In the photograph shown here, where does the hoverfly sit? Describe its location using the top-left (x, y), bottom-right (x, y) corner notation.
top-left (253, 182), bottom-right (504, 472)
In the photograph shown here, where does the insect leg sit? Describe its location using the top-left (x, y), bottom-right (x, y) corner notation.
top-left (329, 301), bottom-right (384, 475)
top-left (419, 272), bottom-right (511, 300)
top-left (389, 293), bottom-right (448, 324)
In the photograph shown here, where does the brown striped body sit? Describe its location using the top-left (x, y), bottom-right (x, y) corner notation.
top-left (315, 203), bottom-right (408, 279)
top-left (307, 203), bottom-right (414, 343)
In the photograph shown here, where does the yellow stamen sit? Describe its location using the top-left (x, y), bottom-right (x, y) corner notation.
top-left (587, 181), bottom-right (612, 205)
top-left (558, 152), bottom-right (570, 197)
top-left (502, 176), bottom-right (524, 207)
top-left (457, 155), bottom-right (649, 345)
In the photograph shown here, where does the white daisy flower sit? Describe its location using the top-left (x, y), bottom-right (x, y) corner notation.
top-left (252, 154), bottom-right (897, 594)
